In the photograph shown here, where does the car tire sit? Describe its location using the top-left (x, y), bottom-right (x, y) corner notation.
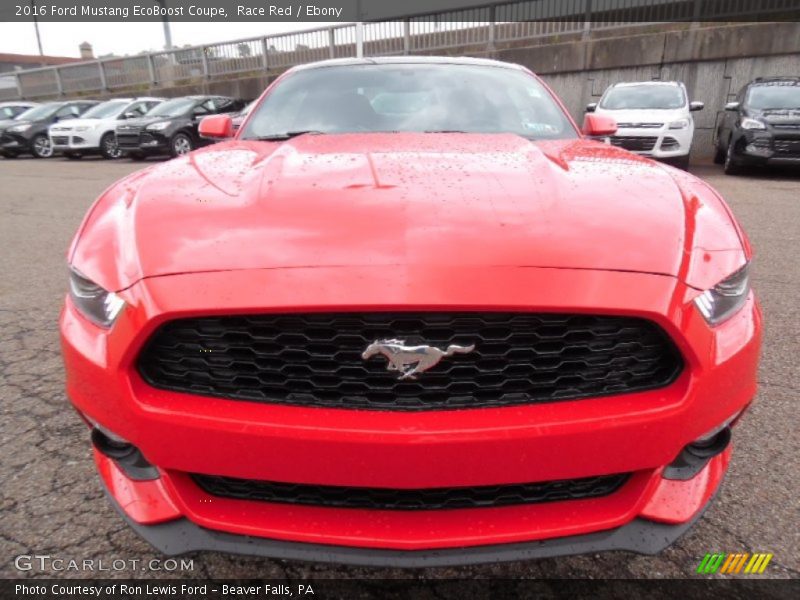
top-left (170, 132), bottom-right (193, 158)
top-left (31, 134), bottom-right (54, 158)
top-left (128, 151), bottom-right (146, 161)
top-left (100, 132), bottom-right (121, 160)
top-left (64, 152), bottom-right (82, 160)
top-left (723, 138), bottom-right (742, 175)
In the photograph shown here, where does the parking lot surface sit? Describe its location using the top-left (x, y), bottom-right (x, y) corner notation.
top-left (1, 156), bottom-right (798, 580)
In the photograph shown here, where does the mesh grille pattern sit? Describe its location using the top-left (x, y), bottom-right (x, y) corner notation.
top-left (609, 136), bottom-right (658, 151)
top-left (191, 472), bottom-right (631, 511)
top-left (137, 313), bottom-right (682, 411)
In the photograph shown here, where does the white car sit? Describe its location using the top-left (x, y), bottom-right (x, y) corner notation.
top-left (587, 81), bottom-right (703, 169)
top-left (49, 97), bottom-right (163, 159)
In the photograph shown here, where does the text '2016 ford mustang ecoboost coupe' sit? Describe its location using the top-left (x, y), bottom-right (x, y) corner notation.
top-left (60, 57), bottom-right (761, 567)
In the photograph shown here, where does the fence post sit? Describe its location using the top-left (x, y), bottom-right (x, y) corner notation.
top-left (488, 6), bottom-right (496, 52)
top-left (97, 60), bottom-right (107, 91)
top-left (328, 27), bottom-right (336, 59)
top-left (261, 37), bottom-right (269, 71)
top-left (14, 72), bottom-right (23, 99)
top-left (147, 54), bottom-right (157, 85)
top-left (403, 19), bottom-right (410, 55)
top-left (201, 46), bottom-right (210, 78)
top-left (355, 22), bottom-right (364, 58)
top-left (54, 67), bottom-right (64, 97)
top-left (583, 0), bottom-right (593, 40)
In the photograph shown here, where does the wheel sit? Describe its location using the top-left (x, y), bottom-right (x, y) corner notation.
top-left (723, 138), bottom-right (742, 175)
top-left (713, 133), bottom-right (725, 164)
top-left (99, 132), bottom-right (121, 159)
top-left (128, 151), bottom-right (146, 161)
top-left (64, 152), bottom-right (82, 160)
top-left (31, 134), bottom-right (53, 158)
top-left (170, 132), bottom-right (193, 158)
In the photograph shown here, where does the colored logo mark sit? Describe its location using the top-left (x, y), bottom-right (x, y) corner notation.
top-left (697, 553), bottom-right (773, 574)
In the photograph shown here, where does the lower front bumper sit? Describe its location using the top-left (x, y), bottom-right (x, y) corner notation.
top-left (101, 463), bottom-right (722, 567)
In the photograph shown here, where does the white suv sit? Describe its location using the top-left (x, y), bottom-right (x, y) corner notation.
top-left (49, 97), bottom-right (163, 159)
top-left (587, 81), bottom-right (703, 169)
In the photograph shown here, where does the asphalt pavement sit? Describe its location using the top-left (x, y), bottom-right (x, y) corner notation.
top-left (0, 156), bottom-right (798, 580)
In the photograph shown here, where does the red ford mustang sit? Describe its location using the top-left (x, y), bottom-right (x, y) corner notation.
top-left (60, 57), bottom-right (761, 566)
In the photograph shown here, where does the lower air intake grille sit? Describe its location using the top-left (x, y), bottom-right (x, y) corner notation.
top-left (191, 473), bottom-right (631, 511)
top-left (609, 136), bottom-right (658, 151)
top-left (137, 312), bottom-right (683, 411)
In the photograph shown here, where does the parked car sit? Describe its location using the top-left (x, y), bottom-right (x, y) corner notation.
top-left (49, 97), bottom-right (163, 159)
top-left (714, 76), bottom-right (800, 174)
top-left (116, 95), bottom-right (246, 159)
top-left (0, 101), bottom-right (39, 124)
top-left (0, 100), bottom-right (98, 158)
top-left (62, 57), bottom-right (760, 566)
top-left (230, 99), bottom-right (257, 133)
top-left (587, 81), bottom-right (703, 169)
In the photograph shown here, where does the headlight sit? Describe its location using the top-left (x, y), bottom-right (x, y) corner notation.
top-left (693, 263), bottom-right (750, 326)
top-left (668, 119), bottom-right (689, 129)
top-left (68, 268), bottom-right (125, 328)
top-left (8, 124), bottom-right (31, 133)
top-left (146, 121), bottom-right (171, 131)
top-left (740, 117), bottom-right (766, 130)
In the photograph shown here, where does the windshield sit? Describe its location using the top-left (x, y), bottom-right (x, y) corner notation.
top-left (80, 100), bottom-right (129, 119)
top-left (14, 103), bottom-right (61, 121)
top-left (146, 97), bottom-right (197, 118)
top-left (600, 85), bottom-right (685, 110)
top-left (0, 106), bottom-right (25, 119)
top-left (241, 64), bottom-right (577, 140)
top-left (747, 83), bottom-right (800, 110)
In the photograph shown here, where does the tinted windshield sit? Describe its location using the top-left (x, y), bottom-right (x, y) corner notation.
top-left (600, 85), bottom-right (685, 110)
top-left (146, 97), bottom-right (196, 118)
top-left (15, 103), bottom-right (61, 121)
top-left (747, 83), bottom-right (800, 110)
top-left (80, 100), bottom-right (129, 119)
top-left (241, 64), bottom-right (577, 140)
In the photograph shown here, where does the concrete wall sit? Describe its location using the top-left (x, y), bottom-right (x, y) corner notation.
top-left (498, 23), bottom-right (800, 157)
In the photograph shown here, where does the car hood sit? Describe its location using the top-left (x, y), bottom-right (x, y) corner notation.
top-left (594, 107), bottom-right (687, 125)
top-left (71, 133), bottom-right (745, 292)
top-left (50, 117), bottom-right (110, 130)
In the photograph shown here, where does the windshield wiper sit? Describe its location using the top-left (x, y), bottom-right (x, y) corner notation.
top-left (252, 130), bottom-right (326, 141)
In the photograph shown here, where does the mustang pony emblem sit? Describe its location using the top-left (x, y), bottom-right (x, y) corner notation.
top-left (362, 339), bottom-right (476, 380)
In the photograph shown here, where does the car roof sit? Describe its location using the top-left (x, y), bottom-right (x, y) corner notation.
top-left (749, 76), bottom-right (800, 85)
top-left (0, 101), bottom-right (37, 107)
top-left (287, 56), bottom-right (527, 74)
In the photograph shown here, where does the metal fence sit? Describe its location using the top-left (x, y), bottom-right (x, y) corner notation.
top-left (0, 0), bottom-right (796, 101)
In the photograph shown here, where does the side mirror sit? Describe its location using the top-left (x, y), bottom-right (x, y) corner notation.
top-left (725, 102), bottom-right (740, 111)
top-left (199, 114), bottom-right (233, 139)
top-left (689, 101), bottom-right (704, 112)
top-left (582, 113), bottom-right (617, 137)
top-left (586, 102), bottom-right (598, 113)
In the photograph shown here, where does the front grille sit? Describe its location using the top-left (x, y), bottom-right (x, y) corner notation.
top-left (773, 138), bottom-right (800, 157)
top-left (616, 122), bottom-right (663, 129)
top-left (772, 123), bottom-right (800, 130)
top-left (191, 472), bottom-right (631, 511)
top-left (609, 136), bottom-right (658, 151)
top-left (137, 313), bottom-right (683, 411)
top-left (660, 136), bottom-right (680, 150)
top-left (51, 136), bottom-right (68, 145)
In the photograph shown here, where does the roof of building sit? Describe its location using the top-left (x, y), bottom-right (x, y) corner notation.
top-left (0, 53), bottom-right (82, 68)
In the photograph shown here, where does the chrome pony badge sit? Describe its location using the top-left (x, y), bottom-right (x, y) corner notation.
top-left (362, 339), bottom-right (476, 380)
